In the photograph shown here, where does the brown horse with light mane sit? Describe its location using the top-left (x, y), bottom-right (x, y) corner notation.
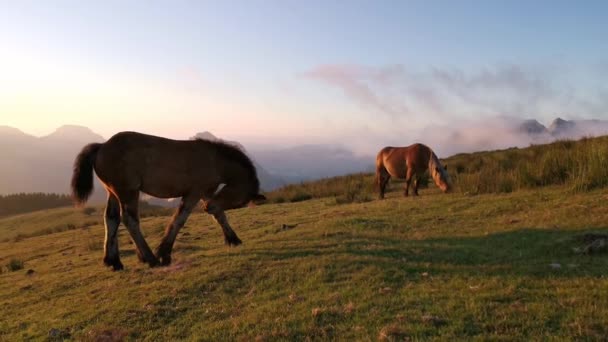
top-left (71, 131), bottom-right (266, 270)
top-left (375, 143), bottom-right (452, 199)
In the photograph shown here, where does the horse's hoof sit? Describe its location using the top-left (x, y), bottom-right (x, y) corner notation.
top-left (225, 236), bottom-right (242, 246)
top-left (103, 256), bottom-right (112, 267)
top-left (155, 244), bottom-right (172, 266)
top-left (158, 255), bottom-right (172, 266)
top-left (146, 257), bottom-right (160, 268)
top-left (104, 257), bottom-right (124, 271)
top-left (112, 262), bottom-right (124, 271)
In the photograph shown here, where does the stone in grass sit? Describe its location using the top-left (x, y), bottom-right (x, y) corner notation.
top-left (87, 328), bottom-right (129, 342)
top-left (48, 328), bottom-right (71, 340)
top-left (378, 324), bottom-right (410, 341)
top-left (421, 314), bottom-right (448, 327)
top-left (573, 233), bottom-right (608, 254)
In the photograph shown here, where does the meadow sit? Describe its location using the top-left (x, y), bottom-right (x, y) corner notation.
top-left (1, 137), bottom-right (608, 340)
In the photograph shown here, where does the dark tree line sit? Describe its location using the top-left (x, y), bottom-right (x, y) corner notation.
top-left (0, 193), bottom-right (72, 217)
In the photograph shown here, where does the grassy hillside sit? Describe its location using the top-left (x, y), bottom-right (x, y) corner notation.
top-left (0, 202), bottom-right (172, 243)
top-left (1, 185), bottom-right (607, 340)
top-left (267, 135), bottom-right (608, 202)
top-left (448, 136), bottom-right (608, 194)
top-left (0, 207), bottom-right (103, 242)
top-left (0, 193), bottom-right (72, 217)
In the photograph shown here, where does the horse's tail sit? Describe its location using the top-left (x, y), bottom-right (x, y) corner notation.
top-left (71, 143), bottom-right (102, 206)
top-left (375, 148), bottom-right (388, 192)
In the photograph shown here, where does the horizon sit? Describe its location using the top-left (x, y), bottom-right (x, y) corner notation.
top-left (2, 115), bottom-right (606, 157)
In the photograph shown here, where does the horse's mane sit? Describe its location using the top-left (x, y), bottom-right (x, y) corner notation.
top-left (428, 150), bottom-right (442, 169)
top-left (195, 138), bottom-right (260, 194)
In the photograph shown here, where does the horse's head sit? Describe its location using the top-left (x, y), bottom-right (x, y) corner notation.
top-left (431, 163), bottom-right (452, 193)
top-left (209, 182), bottom-right (267, 210)
top-left (205, 140), bottom-right (268, 209)
top-left (248, 193), bottom-right (267, 207)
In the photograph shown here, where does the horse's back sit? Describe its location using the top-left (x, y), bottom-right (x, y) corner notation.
top-left (377, 143), bottom-right (433, 178)
top-left (97, 131), bottom-right (192, 170)
top-left (94, 132), bottom-right (217, 197)
top-left (404, 143), bottom-right (432, 171)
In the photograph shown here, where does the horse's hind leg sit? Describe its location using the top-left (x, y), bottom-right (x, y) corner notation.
top-left (103, 192), bottom-right (123, 271)
top-left (155, 196), bottom-right (199, 266)
top-left (377, 168), bottom-right (391, 200)
top-left (380, 174), bottom-right (390, 199)
top-left (413, 176), bottom-right (420, 196)
top-left (119, 192), bottom-right (159, 267)
top-left (204, 202), bottom-right (242, 246)
top-left (404, 168), bottom-right (414, 197)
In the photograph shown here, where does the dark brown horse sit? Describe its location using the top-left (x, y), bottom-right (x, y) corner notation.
top-left (71, 131), bottom-right (265, 270)
top-left (375, 143), bottom-right (452, 199)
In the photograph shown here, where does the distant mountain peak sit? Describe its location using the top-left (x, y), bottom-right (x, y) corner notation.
top-left (518, 119), bottom-right (548, 135)
top-left (191, 131), bottom-right (218, 141)
top-left (43, 125), bottom-right (104, 142)
top-left (548, 117), bottom-right (575, 135)
top-left (52, 124), bottom-right (96, 135)
top-left (0, 125), bottom-right (31, 137)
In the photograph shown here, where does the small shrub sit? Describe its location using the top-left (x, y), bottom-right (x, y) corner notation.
top-left (570, 140), bottom-right (608, 192)
top-left (334, 179), bottom-right (373, 204)
top-left (7, 258), bottom-right (24, 272)
top-left (454, 163), bottom-right (466, 174)
top-left (290, 192), bottom-right (313, 203)
top-left (537, 148), bottom-right (570, 185)
top-left (496, 174), bottom-right (515, 193)
top-left (515, 163), bottom-right (539, 188)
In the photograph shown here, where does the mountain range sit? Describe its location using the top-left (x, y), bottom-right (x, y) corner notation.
top-left (519, 117), bottom-right (608, 139)
top-left (2, 117), bottom-right (608, 201)
top-left (0, 125), bottom-right (105, 200)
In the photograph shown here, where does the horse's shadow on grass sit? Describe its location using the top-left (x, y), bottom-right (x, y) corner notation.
top-left (244, 227), bottom-right (608, 279)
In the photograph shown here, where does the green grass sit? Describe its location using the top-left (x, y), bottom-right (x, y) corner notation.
top-left (1, 185), bottom-right (607, 340)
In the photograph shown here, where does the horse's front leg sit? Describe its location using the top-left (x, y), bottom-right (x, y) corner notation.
top-left (204, 202), bottom-right (242, 246)
top-left (155, 196), bottom-right (199, 266)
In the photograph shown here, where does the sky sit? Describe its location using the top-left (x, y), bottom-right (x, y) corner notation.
top-left (1, 0), bottom-right (608, 152)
